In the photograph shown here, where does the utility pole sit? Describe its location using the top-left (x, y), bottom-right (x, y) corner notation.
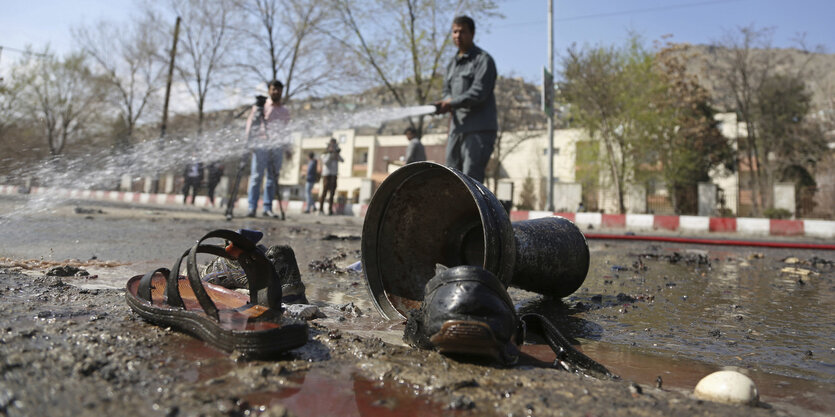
top-left (153, 16), bottom-right (181, 194)
top-left (546, 0), bottom-right (555, 211)
top-left (160, 16), bottom-right (181, 139)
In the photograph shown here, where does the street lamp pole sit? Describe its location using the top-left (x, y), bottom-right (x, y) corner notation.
top-left (546, 0), bottom-right (555, 211)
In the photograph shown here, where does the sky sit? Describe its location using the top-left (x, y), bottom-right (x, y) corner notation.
top-left (1, 0), bottom-right (832, 87)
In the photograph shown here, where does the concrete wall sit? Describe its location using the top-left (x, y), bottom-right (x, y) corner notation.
top-left (773, 182), bottom-right (796, 216)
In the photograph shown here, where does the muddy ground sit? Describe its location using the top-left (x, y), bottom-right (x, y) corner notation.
top-left (0, 195), bottom-right (832, 417)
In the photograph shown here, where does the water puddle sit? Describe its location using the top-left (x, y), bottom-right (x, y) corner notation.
top-left (522, 342), bottom-right (835, 413)
top-left (243, 367), bottom-right (471, 417)
top-left (537, 241), bottom-right (835, 414)
top-left (159, 337), bottom-right (472, 416)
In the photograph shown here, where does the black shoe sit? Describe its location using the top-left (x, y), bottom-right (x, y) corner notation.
top-left (265, 245), bottom-right (308, 304)
top-left (404, 265), bottom-right (523, 365)
top-left (245, 211), bottom-right (256, 218)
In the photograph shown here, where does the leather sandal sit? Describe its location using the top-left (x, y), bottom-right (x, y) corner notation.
top-left (125, 229), bottom-right (308, 357)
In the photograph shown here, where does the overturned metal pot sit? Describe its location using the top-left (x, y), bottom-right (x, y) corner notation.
top-left (361, 162), bottom-right (588, 320)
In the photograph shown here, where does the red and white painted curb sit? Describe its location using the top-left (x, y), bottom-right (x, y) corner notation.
top-left (2, 185), bottom-right (833, 239)
top-left (509, 210), bottom-right (835, 239)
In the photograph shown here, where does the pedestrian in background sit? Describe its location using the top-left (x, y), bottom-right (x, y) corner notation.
top-left (206, 162), bottom-right (224, 207)
top-left (303, 152), bottom-right (319, 213)
top-left (404, 127), bottom-right (426, 164)
top-left (318, 138), bottom-right (343, 216)
top-left (182, 158), bottom-right (203, 205)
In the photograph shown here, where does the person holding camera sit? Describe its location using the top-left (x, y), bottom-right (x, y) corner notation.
top-left (245, 80), bottom-right (290, 218)
top-left (318, 138), bottom-right (343, 216)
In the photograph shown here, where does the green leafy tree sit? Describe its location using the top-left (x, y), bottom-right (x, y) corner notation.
top-left (650, 43), bottom-right (734, 214)
top-left (517, 173), bottom-right (537, 210)
top-left (559, 37), bottom-right (657, 214)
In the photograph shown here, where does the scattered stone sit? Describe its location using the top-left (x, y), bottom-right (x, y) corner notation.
top-left (284, 304), bottom-right (322, 321)
top-left (748, 253), bottom-right (764, 260)
top-left (782, 257), bottom-right (800, 264)
top-left (694, 370), bottom-right (759, 406)
top-left (447, 395), bottom-right (475, 410)
top-left (338, 302), bottom-right (363, 317)
top-left (73, 207), bottom-right (104, 215)
top-left (46, 265), bottom-right (89, 277)
top-left (628, 382), bottom-right (642, 397)
top-left (655, 376), bottom-right (663, 389)
top-left (321, 234), bottom-right (360, 241)
top-left (781, 267), bottom-right (817, 277)
top-left (616, 293), bottom-right (636, 303)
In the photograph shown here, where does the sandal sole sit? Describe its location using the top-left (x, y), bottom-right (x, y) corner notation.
top-left (126, 275), bottom-right (307, 358)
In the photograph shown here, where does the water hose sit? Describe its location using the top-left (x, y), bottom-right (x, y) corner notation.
top-left (584, 233), bottom-right (835, 250)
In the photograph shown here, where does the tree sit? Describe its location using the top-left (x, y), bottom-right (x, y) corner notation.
top-left (325, 0), bottom-right (500, 134)
top-left (650, 43), bottom-right (734, 214)
top-left (157, 0), bottom-right (239, 133)
top-left (756, 73), bottom-right (826, 214)
top-left (23, 51), bottom-right (106, 156)
top-left (707, 25), bottom-right (824, 215)
top-left (73, 16), bottom-right (166, 147)
top-left (235, 0), bottom-right (333, 100)
top-left (517, 173), bottom-right (537, 210)
top-left (486, 76), bottom-right (546, 191)
top-left (559, 37), bottom-right (656, 214)
top-left (0, 63), bottom-right (30, 138)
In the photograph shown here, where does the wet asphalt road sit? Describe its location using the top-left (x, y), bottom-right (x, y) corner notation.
top-left (0, 194), bottom-right (833, 416)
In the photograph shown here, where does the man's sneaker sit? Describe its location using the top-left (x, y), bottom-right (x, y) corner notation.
top-left (263, 210), bottom-right (279, 218)
top-left (403, 265), bottom-right (523, 365)
top-left (245, 211), bottom-right (256, 218)
top-left (202, 257), bottom-right (248, 289)
top-left (265, 245), bottom-right (308, 304)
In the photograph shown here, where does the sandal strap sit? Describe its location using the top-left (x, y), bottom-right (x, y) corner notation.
top-left (159, 229), bottom-right (281, 320)
top-left (519, 313), bottom-right (614, 379)
top-left (190, 229), bottom-right (280, 308)
top-left (165, 244), bottom-right (227, 309)
top-left (137, 267), bottom-right (171, 302)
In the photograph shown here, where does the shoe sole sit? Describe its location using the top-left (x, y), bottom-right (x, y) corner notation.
top-left (428, 320), bottom-right (503, 362)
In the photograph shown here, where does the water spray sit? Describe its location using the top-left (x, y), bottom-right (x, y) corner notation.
top-left (0, 104), bottom-right (441, 223)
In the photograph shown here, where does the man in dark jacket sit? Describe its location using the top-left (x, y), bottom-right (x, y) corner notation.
top-left (404, 127), bottom-right (426, 164)
top-left (434, 15), bottom-right (497, 183)
top-left (303, 152), bottom-right (318, 213)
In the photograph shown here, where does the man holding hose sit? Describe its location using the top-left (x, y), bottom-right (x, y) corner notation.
top-left (435, 15), bottom-right (497, 183)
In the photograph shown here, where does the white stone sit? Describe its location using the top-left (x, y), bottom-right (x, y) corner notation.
top-left (284, 304), bottom-right (321, 321)
top-left (694, 370), bottom-right (759, 406)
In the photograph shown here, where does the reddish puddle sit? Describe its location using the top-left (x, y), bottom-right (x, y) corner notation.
top-left (243, 367), bottom-right (472, 417)
top-left (522, 342), bottom-right (835, 414)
